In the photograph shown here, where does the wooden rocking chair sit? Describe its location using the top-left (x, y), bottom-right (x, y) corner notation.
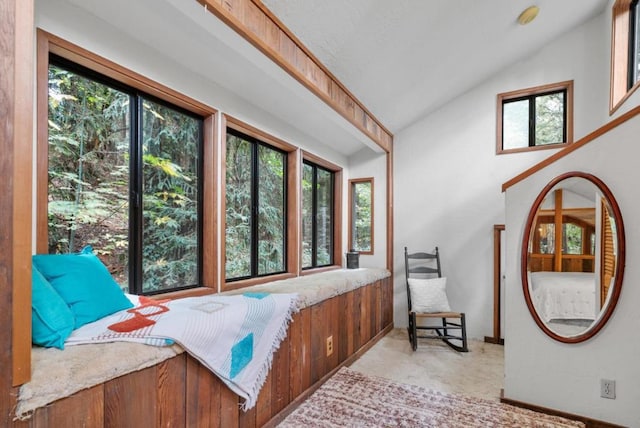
top-left (405, 246), bottom-right (468, 352)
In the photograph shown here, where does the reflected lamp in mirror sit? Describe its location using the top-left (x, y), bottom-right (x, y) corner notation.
top-left (521, 172), bottom-right (625, 343)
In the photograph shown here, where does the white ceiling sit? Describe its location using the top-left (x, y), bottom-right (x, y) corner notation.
top-left (53, 0), bottom-right (608, 154)
top-left (263, 0), bottom-right (609, 133)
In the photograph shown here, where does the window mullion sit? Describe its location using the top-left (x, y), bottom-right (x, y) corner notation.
top-left (131, 95), bottom-right (144, 294)
top-left (251, 141), bottom-right (259, 277)
top-left (529, 96), bottom-right (536, 147)
top-left (311, 166), bottom-right (318, 267)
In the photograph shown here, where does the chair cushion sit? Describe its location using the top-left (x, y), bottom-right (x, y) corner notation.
top-left (31, 265), bottom-right (75, 349)
top-left (32, 246), bottom-right (133, 329)
top-left (408, 277), bottom-right (451, 313)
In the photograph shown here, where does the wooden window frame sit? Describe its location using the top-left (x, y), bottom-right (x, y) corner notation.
top-left (348, 177), bottom-right (374, 255)
top-left (37, 30), bottom-right (218, 296)
top-left (301, 151), bottom-right (343, 274)
top-left (496, 80), bottom-right (574, 155)
top-left (222, 116), bottom-right (299, 291)
top-left (611, 0), bottom-right (640, 114)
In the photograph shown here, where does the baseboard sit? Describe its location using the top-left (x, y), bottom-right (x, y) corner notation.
top-left (263, 323), bottom-right (394, 428)
top-left (500, 390), bottom-right (626, 428)
top-left (483, 336), bottom-right (504, 345)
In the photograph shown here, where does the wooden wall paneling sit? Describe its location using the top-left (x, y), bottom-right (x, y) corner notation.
top-left (198, 0), bottom-right (393, 152)
top-left (29, 386), bottom-right (103, 428)
top-left (219, 382), bottom-right (240, 427)
top-left (360, 286), bottom-right (372, 345)
top-left (352, 287), bottom-right (363, 350)
top-left (375, 280), bottom-right (383, 332)
top-left (238, 404), bottom-right (257, 428)
top-left (157, 354), bottom-right (187, 427)
top-left (287, 311), bottom-right (303, 399)
top-left (104, 366), bottom-right (157, 427)
top-left (385, 277), bottom-right (394, 327)
top-left (287, 307), bottom-right (312, 398)
top-left (255, 370), bottom-right (273, 426)
top-left (186, 354), bottom-right (221, 428)
top-left (13, 281), bottom-right (391, 427)
top-left (327, 297), bottom-right (340, 371)
top-left (337, 293), bottom-right (349, 363)
top-left (309, 302), bottom-right (324, 384)
top-left (271, 334), bottom-right (291, 416)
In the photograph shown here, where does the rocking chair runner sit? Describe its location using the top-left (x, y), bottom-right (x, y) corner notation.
top-left (405, 246), bottom-right (468, 352)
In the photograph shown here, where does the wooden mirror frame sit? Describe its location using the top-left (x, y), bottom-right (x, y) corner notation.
top-left (521, 171), bottom-right (626, 343)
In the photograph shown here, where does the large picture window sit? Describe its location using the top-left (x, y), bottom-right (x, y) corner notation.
top-left (47, 56), bottom-right (202, 294)
top-left (302, 161), bottom-right (335, 269)
top-left (225, 128), bottom-right (287, 281)
top-left (496, 81), bottom-right (573, 154)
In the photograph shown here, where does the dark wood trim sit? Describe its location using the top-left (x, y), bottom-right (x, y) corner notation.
top-left (610, 0), bottom-right (640, 115)
top-left (202, 114), bottom-right (218, 289)
top-left (520, 172), bottom-right (626, 344)
top-left (348, 177), bottom-right (374, 255)
top-left (500, 391), bottom-right (626, 428)
top-left (196, 0), bottom-right (392, 152)
top-left (386, 150), bottom-right (394, 273)
top-left (300, 150), bottom-right (344, 270)
top-left (496, 80), bottom-right (574, 155)
top-left (37, 30), bottom-right (216, 116)
top-left (502, 104), bottom-right (640, 192)
top-left (221, 116), bottom-right (300, 291)
top-left (485, 224), bottom-right (505, 345)
top-left (287, 149), bottom-right (301, 275)
top-left (1, 0), bottom-right (34, 396)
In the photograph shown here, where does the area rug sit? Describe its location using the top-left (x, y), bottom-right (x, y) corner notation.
top-left (278, 367), bottom-right (584, 427)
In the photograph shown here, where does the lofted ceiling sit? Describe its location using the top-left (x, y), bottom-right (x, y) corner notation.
top-left (49, 0), bottom-right (608, 154)
top-left (263, 0), bottom-right (609, 133)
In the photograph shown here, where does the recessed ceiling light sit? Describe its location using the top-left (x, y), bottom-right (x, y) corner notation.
top-left (518, 6), bottom-right (539, 25)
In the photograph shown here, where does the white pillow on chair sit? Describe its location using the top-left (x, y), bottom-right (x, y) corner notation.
top-left (408, 277), bottom-right (451, 313)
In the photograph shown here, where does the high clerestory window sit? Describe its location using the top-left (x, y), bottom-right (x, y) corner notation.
top-left (225, 128), bottom-right (287, 281)
top-left (611, 0), bottom-right (640, 113)
top-left (496, 81), bottom-right (573, 154)
top-left (630, 0), bottom-right (640, 88)
top-left (47, 56), bottom-right (203, 295)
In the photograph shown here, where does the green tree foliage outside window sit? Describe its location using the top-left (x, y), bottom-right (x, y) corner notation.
top-left (47, 61), bottom-right (201, 294)
top-left (225, 131), bottom-right (286, 281)
top-left (302, 162), bottom-right (333, 268)
top-left (351, 180), bottom-right (372, 253)
top-left (502, 90), bottom-right (566, 151)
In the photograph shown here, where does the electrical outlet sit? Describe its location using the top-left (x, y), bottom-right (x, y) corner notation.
top-left (601, 379), bottom-right (616, 399)
top-left (326, 335), bottom-right (333, 356)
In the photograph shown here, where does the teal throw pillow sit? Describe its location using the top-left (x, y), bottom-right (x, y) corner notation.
top-left (31, 265), bottom-right (75, 349)
top-left (32, 246), bottom-right (133, 329)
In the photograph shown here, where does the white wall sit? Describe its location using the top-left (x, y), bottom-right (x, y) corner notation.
top-left (503, 114), bottom-right (640, 427)
top-left (393, 11), bottom-right (611, 339)
top-left (347, 148), bottom-right (388, 269)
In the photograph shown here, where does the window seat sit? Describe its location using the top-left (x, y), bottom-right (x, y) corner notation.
top-left (16, 268), bottom-right (390, 420)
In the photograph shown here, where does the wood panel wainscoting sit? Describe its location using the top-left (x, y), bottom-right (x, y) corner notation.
top-left (9, 277), bottom-right (392, 427)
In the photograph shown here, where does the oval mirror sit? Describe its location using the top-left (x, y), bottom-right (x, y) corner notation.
top-left (521, 172), bottom-right (625, 343)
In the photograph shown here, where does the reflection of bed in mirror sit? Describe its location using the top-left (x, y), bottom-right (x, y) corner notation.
top-left (522, 172), bottom-right (625, 343)
top-left (529, 271), bottom-right (596, 323)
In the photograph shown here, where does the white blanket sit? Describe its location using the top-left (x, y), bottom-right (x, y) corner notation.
top-left (66, 292), bottom-right (298, 410)
top-left (529, 271), bottom-right (596, 322)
